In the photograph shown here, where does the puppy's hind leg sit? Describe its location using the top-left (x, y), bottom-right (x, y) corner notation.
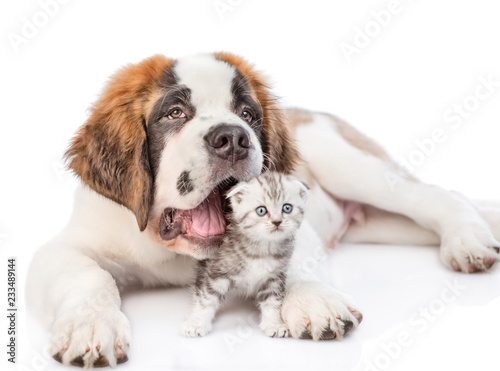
top-left (294, 113), bottom-right (499, 272)
top-left (341, 205), bottom-right (440, 246)
top-left (469, 199), bottom-right (500, 253)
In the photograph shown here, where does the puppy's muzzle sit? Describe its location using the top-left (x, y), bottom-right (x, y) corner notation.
top-left (204, 124), bottom-right (250, 164)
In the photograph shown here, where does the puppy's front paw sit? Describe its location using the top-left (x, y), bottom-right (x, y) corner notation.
top-left (181, 319), bottom-right (212, 337)
top-left (50, 308), bottom-right (131, 368)
top-left (260, 322), bottom-right (289, 338)
top-left (281, 281), bottom-right (362, 341)
top-left (441, 223), bottom-right (499, 273)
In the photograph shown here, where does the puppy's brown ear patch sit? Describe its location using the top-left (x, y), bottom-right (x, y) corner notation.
top-left (214, 52), bottom-right (300, 174)
top-left (65, 55), bottom-right (175, 231)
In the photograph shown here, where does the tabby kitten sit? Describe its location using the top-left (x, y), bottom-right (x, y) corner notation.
top-left (182, 171), bottom-right (308, 338)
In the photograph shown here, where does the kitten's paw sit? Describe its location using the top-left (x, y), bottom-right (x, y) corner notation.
top-left (281, 281), bottom-right (362, 341)
top-left (441, 222), bottom-right (499, 273)
top-left (181, 319), bottom-right (212, 337)
top-left (260, 323), bottom-right (289, 338)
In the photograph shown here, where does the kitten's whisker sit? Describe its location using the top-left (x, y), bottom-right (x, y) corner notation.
top-left (262, 153), bottom-right (277, 170)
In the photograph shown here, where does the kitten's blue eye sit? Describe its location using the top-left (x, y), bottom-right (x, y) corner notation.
top-left (282, 204), bottom-right (293, 213)
top-left (256, 206), bottom-right (267, 216)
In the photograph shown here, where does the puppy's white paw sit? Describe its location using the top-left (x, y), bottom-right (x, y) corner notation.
top-left (281, 281), bottom-right (362, 341)
top-left (441, 222), bottom-right (500, 273)
top-left (260, 322), bottom-right (289, 338)
top-left (181, 319), bottom-right (212, 338)
top-left (50, 308), bottom-right (131, 368)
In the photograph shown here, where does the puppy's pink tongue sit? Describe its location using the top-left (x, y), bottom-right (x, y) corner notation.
top-left (190, 190), bottom-right (226, 237)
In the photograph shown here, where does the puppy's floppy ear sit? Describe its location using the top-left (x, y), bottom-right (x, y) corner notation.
top-left (65, 55), bottom-right (175, 231)
top-left (214, 52), bottom-right (300, 174)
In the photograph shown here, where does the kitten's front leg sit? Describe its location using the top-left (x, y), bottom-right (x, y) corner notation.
top-left (182, 276), bottom-right (231, 337)
top-left (257, 276), bottom-right (289, 338)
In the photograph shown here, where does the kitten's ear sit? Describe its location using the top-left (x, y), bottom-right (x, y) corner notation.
top-left (227, 183), bottom-right (249, 204)
top-left (290, 177), bottom-right (309, 200)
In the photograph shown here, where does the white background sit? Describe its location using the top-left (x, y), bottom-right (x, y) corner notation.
top-left (1, 0), bottom-right (500, 370)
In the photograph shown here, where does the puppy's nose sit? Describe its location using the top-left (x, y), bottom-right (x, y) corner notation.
top-left (205, 124), bottom-right (250, 163)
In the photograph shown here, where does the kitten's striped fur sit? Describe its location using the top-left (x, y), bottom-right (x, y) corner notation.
top-left (182, 172), bottom-right (308, 338)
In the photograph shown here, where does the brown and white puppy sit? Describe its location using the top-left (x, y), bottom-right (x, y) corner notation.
top-left (65, 53), bottom-right (297, 259)
top-left (27, 53), bottom-right (500, 368)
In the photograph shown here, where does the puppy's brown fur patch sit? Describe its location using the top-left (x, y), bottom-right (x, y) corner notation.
top-left (65, 55), bottom-right (175, 231)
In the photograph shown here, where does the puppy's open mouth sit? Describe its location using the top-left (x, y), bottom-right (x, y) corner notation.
top-left (159, 178), bottom-right (237, 248)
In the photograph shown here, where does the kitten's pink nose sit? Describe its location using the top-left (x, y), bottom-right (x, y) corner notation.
top-left (272, 221), bottom-right (282, 227)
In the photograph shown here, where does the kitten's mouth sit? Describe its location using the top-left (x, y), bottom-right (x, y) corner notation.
top-left (159, 178), bottom-right (237, 248)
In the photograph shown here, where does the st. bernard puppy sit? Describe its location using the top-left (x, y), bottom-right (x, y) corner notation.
top-left (27, 52), bottom-right (500, 368)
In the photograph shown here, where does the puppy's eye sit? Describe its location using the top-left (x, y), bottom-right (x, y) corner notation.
top-left (241, 110), bottom-right (253, 122)
top-left (256, 206), bottom-right (267, 216)
top-left (282, 204), bottom-right (293, 213)
top-left (167, 109), bottom-right (186, 119)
